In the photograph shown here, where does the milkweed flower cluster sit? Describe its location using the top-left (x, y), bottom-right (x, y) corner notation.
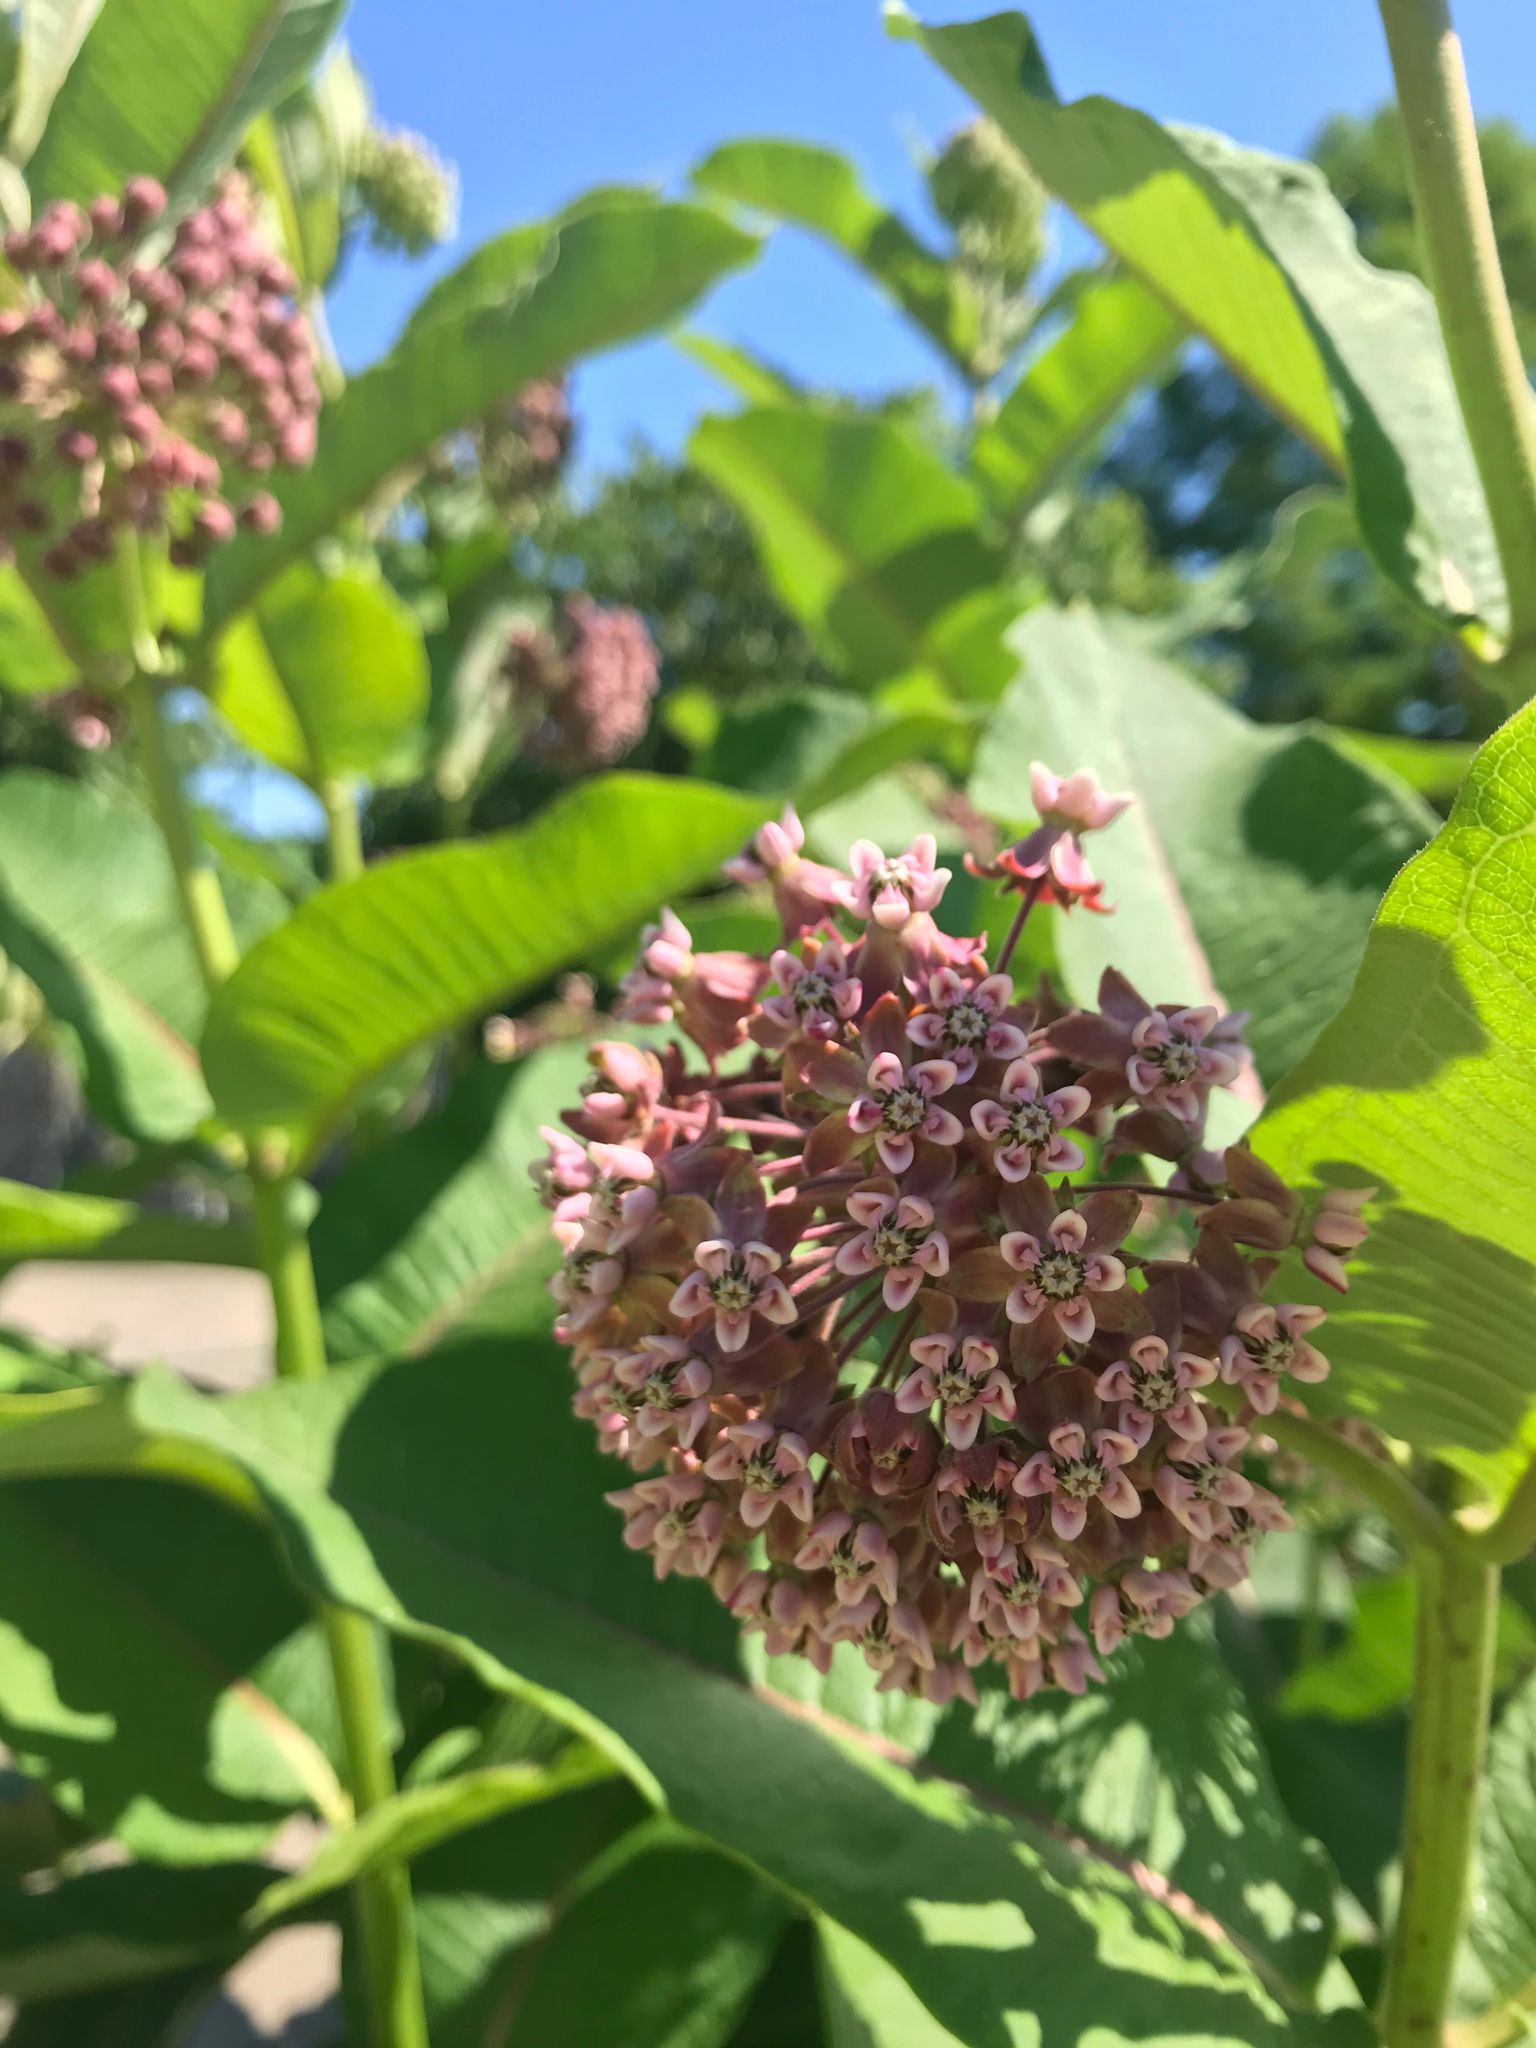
top-left (535, 769), bottom-right (1372, 1704)
top-left (0, 176), bottom-right (319, 577)
top-left (503, 595), bottom-right (659, 770)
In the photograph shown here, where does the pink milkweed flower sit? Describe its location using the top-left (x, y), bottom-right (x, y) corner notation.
top-left (832, 1389), bottom-right (940, 1500)
top-left (1001, 1206), bottom-right (1128, 1346)
top-left (572, 1350), bottom-right (643, 1460)
top-left (548, 1231), bottom-right (626, 1337)
top-left (605, 1468), bottom-right (727, 1579)
top-left (669, 1238), bottom-right (796, 1354)
top-left (971, 1057), bottom-right (1091, 1182)
top-left (532, 1124), bottom-right (594, 1209)
top-left (834, 1189), bottom-right (950, 1311)
top-left (918, 1661), bottom-right (979, 1707)
top-left (1218, 1302), bottom-right (1329, 1414)
top-left (967, 762), bottom-right (1132, 915)
top-left (1095, 1334), bottom-right (1215, 1443)
top-left (568, 1041), bottom-right (665, 1143)
top-left (1304, 1186), bottom-right (1376, 1294)
top-left (826, 1592), bottom-right (935, 1684)
top-left (703, 1419), bottom-right (815, 1526)
top-left (617, 908), bottom-right (768, 1060)
top-left (905, 968), bottom-right (1028, 1082)
top-left (724, 805), bottom-right (852, 939)
top-left (847, 1050), bottom-right (963, 1175)
top-left (896, 1333), bottom-right (1015, 1449)
top-left (579, 1142), bottom-right (660, 1252)
top-left (1127, 1007), bottom-right (1246, 1123)
top-left (847, 834), bottom-right (950, 929)
top-left (613, 1335), bottom-right (713, 1449)
top-left (1187, 1485), bottom-right (1292, 1587)
top-left (1154, 1425), bottom-right (1254, 1541)
top-left (968, 1540), bottom-right (1081, 1641)
top-left (1015, 1420), bottom-right (1143, 1543)
top-left (726, 1572), bottom-right (834, 1670)
top-left (616, 906), bottom-right (694, 1021)
top-left (931, 1444), bottom-right (1024, 1560)
top-left (794, 1510), bottom-right (900, 1607)
top-left (1088, 1569), bottom-right (1200, 1656)
top-left (1047, 1624), bottom-right (1104, 1696)
top-left (759, 938), bottom-right (862, 1041)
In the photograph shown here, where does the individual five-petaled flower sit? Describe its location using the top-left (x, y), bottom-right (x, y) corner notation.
top-left (896, 1332), bottom-right (1015, 1448)
top-left (1015, 1420), bottom-right (1143, 1542)
top-left (847, 1049), bottom-right (963, 1175)
top-left (971, 1057), bottom-right (1090, 1181)
top-left (669, 1237), bottom-right (796, 1354)
top-left (905, 967), bottom-right (1028, 1081)
top-left (834, 1189), bottom-right (950, 1310)
top-left (1001, 1204), bottom-right (1128, 1346)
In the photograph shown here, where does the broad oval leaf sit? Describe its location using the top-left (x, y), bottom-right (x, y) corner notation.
top-left (890, 8), bottom-right (1502, 637)
top-left (200, 776), bottom-right (770, 1154)
top-left (1254, 701), bottom-right (1536, 1493)
top-left (0, 1177), bottom-right (254, 1269)
top-left (210, 561), bottom-right (429, 787)
top-left (693, 139), bottom-right (983, 374)
top-left (0, 1858), bottom-right (268, 2002)
top-left (28, 0), bottom-right (347, 212)
top-left (690, 405), bottom-right (1012, 700)
top-left (971, 607), bottom-right (1436, 1087)
top-left (971, 272), bottom-right (1181, 513)
top-left (204, 201), bottom-right (760, 629)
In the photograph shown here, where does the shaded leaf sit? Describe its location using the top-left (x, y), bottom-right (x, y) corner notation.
top-left (1333, 729), bottom-right (1476, 808)
top-left (0, 1475), bottom-right (347, 1861)
top-left (0, 1859), bottom-right (269, 2000)
top-left (28, 0), bottom-right (347, 212)
top-left (970, 606), bottom-right (1436, 1085)
top-left (677, 331), bottom-right (803, 406)
top-left (205, 200), bottom-right (760, 627)
top-left (210, 561), bottom-right (429, 787)
top-left (693, 139), bottom-right (982, 372)
top-left (7, 0), bottom-right (100, 167)
top-left (201, 775), bottom-right (768, 1157)
top-left (891, 8), bottom-right (1502, 634)
top-left (1254, 701), bottom-right (1536, 1492)
top-left (1469, 1670), bottom-right (1536, 2015)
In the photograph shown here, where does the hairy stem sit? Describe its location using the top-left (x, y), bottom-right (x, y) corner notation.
top-left (1376, 0), bottom-right (1536, 656)
top-left (250, 1176), bottom-right (430, 2048)
top-left (1377, 1545), bottom-right (1499, 2046)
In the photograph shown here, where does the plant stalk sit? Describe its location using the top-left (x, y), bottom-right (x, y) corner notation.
top-left (1377, 1544), bottom-right (1498, 2046)
top-left (128, 620), bottom-right (428, 2048)
top-left (1376, 0), bottom-right (1536, 657)
top-left (250, 1177), bottom-right (430, 2048)
top-left (320, 776), bottom-right (366, 884)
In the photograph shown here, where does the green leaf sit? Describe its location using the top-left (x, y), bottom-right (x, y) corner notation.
top-left (971, 273), bottom-right (1181, 513)
top-left (677, 330), bottom-right (804, 406)
top-left (1468, 1670), bottom-right (1536, 2016)
top-left (28, 0), bottom-right (347, 212)
top-left (7, 0), bottom-right (101, 167)
top-left (0, 1177), bottom-right (255, 1268)
top-left (690, 405), bottom-right (1013, 699)
top-left (4, 1964), bottom-right (217, 2046)
top-left (201, 776), bottom-right (768, 1155)
top-left (496, 1823), bottom-right (789, 2047)
top-left (0, 568), bottom-right (81, 695)
top-left (1254, 701), bottom-right (1536, 1492)
top-left (970, 606), bottom-right (1436, 1085)
top-left (926, 1617), bottom-right (1339, 1998)
top-left (890, 9), bottom-right (1503, 635)
top-left (0, 770), bottom-right (211, 1142)
top-left (242, 43), bottom-right (367, 292)
top-left (0, 1350), bottom-right (1347, 2045)
top-left (1332, 729), bottom-right (1477, 807)
top-left (0, 1474), bottom-right (348, 1861)
top-left (253, 1745), bottom-right (617, 1924)
top-left (314, 1044), bottom-right (595, 1362)
top-left (819, 1919), bottom-right (961, 2046)
top-left (693, 139), bottom-right (983, 374)
top-left (210, 561), bottom-right (429, 787)
top-left (0, 1859), bottom-right (267, 2001)
top-left (698, 684), bottom-right (971, 811)
top-left (204, 200), bottom-right (760, 628)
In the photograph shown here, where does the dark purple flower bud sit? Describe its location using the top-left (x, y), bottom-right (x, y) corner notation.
top-left (275, 417), bottom-right (316, 466)
top-left (0, 365), bottom-right (20, 399)
top-left (244, 440), bottom-right (275, 473)
top-left (25, 303), bottom-right (63, 343)
top-left (60, 327), bottom-right (97, 367)
top-left (15, 499), bottom-right (50, 534)
top-left (0, 310), bottom-right (24, 346)
top-left (68, 516), bottom-right (113, 562)
top-left (136, 360), bottom-right (173, 403)
top-left (96, 320), bottom-right (139, 361)
top-left (141, 320), bottom-right (183, 363)
top-left (120, 177), bottom-right (168, 230)
top-left (128, 266), bottom-right (184, 315)
top-left (41, 541), bottom-right (79, 577)
top-left (4, 229), bottom-right (37, 272)
top-left (167, 535), bottom-right (199, 568)
top-left (175, 340), bottom-right (217, 386)
top-left (88, 197), bottom-right (124, 242)
top-left (118, 402), bottom-right (160, 446)
top-left (193, 496), bottom-right (236, 545)
top-left (97, 363), bottom-right (139, 409)
top-left (73, 258), bottom-right (118, 305)
top-left (32, 221), bottom-right (77, 266)
top-left (183, 306), bottom-right (222, 346)
top-left (170, 249), bottom-right (227, 293)
top-left (0, 436), bottom-right (29, 477)
top-left (208, 402), bottom-right (248, 451)
top-left (238, 490), bottom-right (281, 535)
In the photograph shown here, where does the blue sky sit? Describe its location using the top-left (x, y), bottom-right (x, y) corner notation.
top-left (326, 0), bottom-right (1536, 474)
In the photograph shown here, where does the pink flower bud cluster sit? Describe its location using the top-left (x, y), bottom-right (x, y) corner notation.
top-left (477, 376), bottom-right (573, 512)
top-left (535, 772), bottom-right (1373, 1705)
top-left (503, 595), bottom-right (659, 771)
top-left (0, 175), bottom-right (318, 578)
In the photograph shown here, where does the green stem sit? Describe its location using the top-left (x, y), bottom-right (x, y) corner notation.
top-left (125, 670), bottom-right (242, 988)
top-left (1378, 1544), bottom-right (1499, 2046)
top-left (250, 1176), bottom-right (429, 2048)
top-left (1462, 1453), bottom-right (1536, 1567)
top-left (1376, 0), bottom-right (1536, 656)
top-left (320, 776), bottom-right (366, 883)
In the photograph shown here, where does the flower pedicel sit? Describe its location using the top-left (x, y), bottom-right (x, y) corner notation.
top-left (535, 767), bottom-right (1373, 1703)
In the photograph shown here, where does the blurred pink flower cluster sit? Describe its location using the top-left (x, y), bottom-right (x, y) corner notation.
top-left (534, 768), bottom-right (1372, 1704)
top-left (503, 595), bottom-right (659, 771)
top-left (0, 176), bottom-right (318, 578)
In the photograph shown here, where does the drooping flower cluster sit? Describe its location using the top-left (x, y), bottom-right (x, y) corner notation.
top-left (0, 176), bottom-right (319, 578)
top-left (503, 595), bottom-right (659, 771)
top-left (535, 772), bottom-right (1372, 1704)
